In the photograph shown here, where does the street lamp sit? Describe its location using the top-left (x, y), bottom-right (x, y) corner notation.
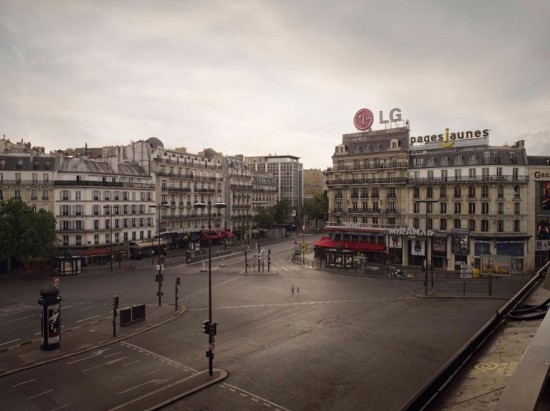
top-left (151, 202), bottom-right (168, 306)
top-left (194, 200), bottom-right (226, 376)
top-left (103, 205), bottom-right (118, 271)
top-left (414, 200), bottom-right (437, 295)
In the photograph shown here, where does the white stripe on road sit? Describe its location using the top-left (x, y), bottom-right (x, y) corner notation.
top-left (12, 378), bottom-right (36, 387)
top-left (0, 338), bottom-right (21, 346)
top-left (5, 314), bottom-right (35, 324)
top-left (76, 315), bottom-right (100, 323)
top-left (27, 389), bottom-right (53, 400)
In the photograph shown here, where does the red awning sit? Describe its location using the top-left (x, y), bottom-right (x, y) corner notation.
top-left (313, 237), bottom-right (386, 252)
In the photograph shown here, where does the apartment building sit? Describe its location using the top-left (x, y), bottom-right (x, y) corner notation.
top-left (320, 109), bottom-right (547, 273)
top-left (55, 156), bottom-right (155, 260)
top-left (245, 154), bottom-right (303, 211)
top-left (222, 155), bottom-right (253, 238)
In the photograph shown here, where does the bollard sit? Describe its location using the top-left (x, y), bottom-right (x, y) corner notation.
top-left (38, 282), bottom-right (62, 350)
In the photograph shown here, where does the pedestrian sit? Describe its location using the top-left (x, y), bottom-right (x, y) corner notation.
top-left (291, 284), bottom-right (295, 295)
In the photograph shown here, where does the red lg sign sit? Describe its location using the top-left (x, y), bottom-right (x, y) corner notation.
top-left (354, 108), bottom-right (374, 131)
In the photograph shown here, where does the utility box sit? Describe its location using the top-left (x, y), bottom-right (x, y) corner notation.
top-left (131, 304), bottom-right (146, 322)
top-left (119, 307), bottom-right (132, 327)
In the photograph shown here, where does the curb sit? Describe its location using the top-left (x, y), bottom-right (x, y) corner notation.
top-left (0, 305), bottom-right (186, 378)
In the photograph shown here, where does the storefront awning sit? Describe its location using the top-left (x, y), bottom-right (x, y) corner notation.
top-left (313, 237), bottom-right (386, 252)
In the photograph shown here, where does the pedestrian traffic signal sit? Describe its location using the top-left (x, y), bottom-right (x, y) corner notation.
top-left (209, 322), bottom-right (217, 336)
top-left (176, 276), bottom-right (181, 286)
top-left (113, 295), bottom-right (119, 310)
top-left (202, 320), bottom-right (211, 334)
top-left (155, 274), bottom-right (159, 282)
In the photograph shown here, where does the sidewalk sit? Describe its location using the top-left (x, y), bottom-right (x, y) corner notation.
top-left (0, 303), bottom-right (183, 377)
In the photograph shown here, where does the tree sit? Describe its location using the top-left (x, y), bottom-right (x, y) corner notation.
top-left (272, 198), bottom-right (292, 225)
top-left (0, 199), bottom-right (57, 272)
top-left (254, 209), bottom-right (274, 229)
top-left (302, 192), bottom-right (326, 230)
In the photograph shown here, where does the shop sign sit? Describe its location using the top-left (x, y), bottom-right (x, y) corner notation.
top-left (389, 227), bottom-right (434, 237)
top-left (410, 128), bottom-right (489, 149)
top-left (354, 108), bottom-right (402, 131)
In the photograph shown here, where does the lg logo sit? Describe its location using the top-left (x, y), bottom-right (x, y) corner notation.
top-left (354, 108), bottom-right (402, 131)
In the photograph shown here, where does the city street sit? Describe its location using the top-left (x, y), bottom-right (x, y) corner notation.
top-left (0, 237), bottom-right (529, 410)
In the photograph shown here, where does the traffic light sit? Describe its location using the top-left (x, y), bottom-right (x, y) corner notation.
top-left (113, 295), bottom-right (119, 310)
top-left (202, 320), bottom-right (210, 334)
top-left (159, 273), bottom-right (164, 282)
top-left (209, 321), bottom-right (217, 336)
top-left (155, 274), bottom-right (159, 283)
top-left (176, 276), bottom-right (181, 286)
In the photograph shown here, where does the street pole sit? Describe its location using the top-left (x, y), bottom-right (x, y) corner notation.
top-left (195, 200), bottom-right (226, 376)
top-left (415, 200), bottom-right (436, 295)
top-left (104, 205), bottom-right (113, 272)
top-left (151, 203), bottom-right (167, 306)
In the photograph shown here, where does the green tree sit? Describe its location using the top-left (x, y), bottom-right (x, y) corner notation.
top-left (272, 198), bottom-right (292, 225)
top-left (0, 199), bottom-right (57, 272)
top-left (254, 209), bottom-right (274, 229)
top-left (302, 192), bottom-right (326, 230)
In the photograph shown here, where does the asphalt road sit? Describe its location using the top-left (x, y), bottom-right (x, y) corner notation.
top-left (0, 237), bottom-right (529, 410)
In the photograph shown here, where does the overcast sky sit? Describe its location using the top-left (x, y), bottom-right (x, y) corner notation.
top-left (1, 0), bottom-right (549, 170)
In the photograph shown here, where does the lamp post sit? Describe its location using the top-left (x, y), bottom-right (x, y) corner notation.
top-left (103, 205), bottom-right (118, 271)
top-left (151, 202), bottom-right (168, 306)
top-left (194, 200), bottom-right (226, 376)
top-left (414, 200), bottom-right (437, 295)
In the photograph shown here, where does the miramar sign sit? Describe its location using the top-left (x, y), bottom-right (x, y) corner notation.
top-left (410, 127), bottom-right (490, 149)
top-left (389, 227), bottom-right (435, 237)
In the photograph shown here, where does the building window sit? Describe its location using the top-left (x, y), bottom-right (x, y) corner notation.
top-left (454, 219), bottom-right (461, 229)
top-left (440, 186), bottom-right (447, 198)
top-left (481, 185), bottom-right (489, 198)
top-left (426, 187), bottom-right (433, 198)
top-left (413, 218), bottom-right (419, 228)
top-left (440, 202), bottom-right (447, 214)
top-left (454, 186), bottom-right (461, 198)
top-left (514, 186), bottom-right (520, 199)
top-left (468, 203), bottom-right (476, 214)
top-left (413, 187), bottom-right (419, 199)
top-left (454, 202), bottom-right (461, 214)
top-left (497, 185), bottom-right (504, 198)
top-left (468, 186), bottom-right (476, 198)
top-left (94, 234), bottom-right (99, 245)
top-left (413, 202), bottom-right (420, 213)
top-left (497, 220), bottom-right (504, 232)
top-left (63, 235), bottom-right (69, 246)
top-left (372, 217), bottom-right (378, 225)
top-left (514, 220), bottom-right (520, 232)
top-left (468, 219), bottom-right (476, 231)
top-left (481, 203), bottom-right (489, 215)
top-left (427, 218), bottom-right (433, 230)
top-left (497, 203), bottom-right (504, 215)
top-left (481, 220), bottom-right (489, 232)
top-left (440, 219), bottom-right (447, 230)
top-left (76, 235), bottom-right (82, 246)
top-left (514, 203), bottom-right (520, 215)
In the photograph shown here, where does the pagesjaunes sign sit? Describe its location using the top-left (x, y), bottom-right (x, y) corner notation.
top-left (410, 127), bottom-right (490, 149)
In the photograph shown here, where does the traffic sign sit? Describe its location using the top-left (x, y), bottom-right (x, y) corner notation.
top-left (209, 343), bottom-right (215, 350)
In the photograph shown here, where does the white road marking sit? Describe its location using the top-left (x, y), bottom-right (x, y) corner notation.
top-left (76, 315), bottom-right (100, 323)
top-left (221, 383), bottom-right (291, 411)
top-left (6, 314), bottom-right (35, 323)
top-left (27, 389), bottom-right (53, 400)
top-left (82, 356), bottom-right (127, 372)
top-left (12, 378), bottom-right (36, 387)
top-left (122, 359), bottom-right (140, 367)
top-left (49, 403), bottom-right (71, 411)
top-left (121, 341), bottom-right (195, 372)
top-left (66, 349), bottom-right (107, 364)
top-left (0, 338), bottom-right (21, 346)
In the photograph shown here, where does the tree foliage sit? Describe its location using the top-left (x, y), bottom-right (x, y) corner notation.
top-left (0, 199), bottom-right (57, 271)
top-left (302, 193), bottom-right (325, 223)
top-left (272, 198), bottom-right (292, 225)
top-left (254, 209), bottom-right (274, 229)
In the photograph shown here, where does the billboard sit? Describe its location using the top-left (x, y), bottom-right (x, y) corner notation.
top-left (451, 229), bottom-right (469, 255)
top-left (481, 255), bottom-right (511, 276)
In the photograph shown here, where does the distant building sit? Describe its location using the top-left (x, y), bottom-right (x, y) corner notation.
top-left (303, 169), bottom-right (326, 200)
top-left (245, 154), bottom-right (303, 211)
